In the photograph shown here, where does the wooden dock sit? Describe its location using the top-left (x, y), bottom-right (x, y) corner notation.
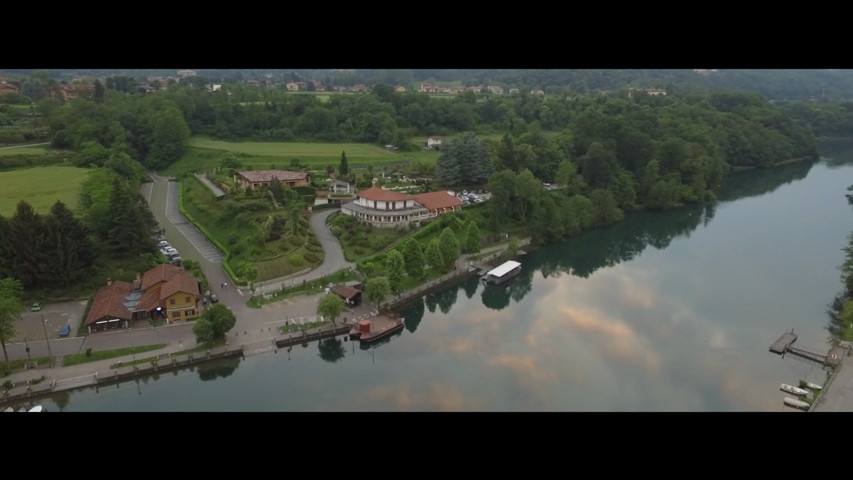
top-left (769, 329), bottom-right (845, 367)
top-left (770, 330), bottom-right (797, 354)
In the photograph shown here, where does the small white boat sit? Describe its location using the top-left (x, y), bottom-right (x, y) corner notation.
top-left (802, 380), bottom-right (822, 390)
top-left (780, 383), bottom-right (809, 396)
top-left (784, 397), bottom-right (810, 410)
top-left (27, 405), bottom-right (44, 412)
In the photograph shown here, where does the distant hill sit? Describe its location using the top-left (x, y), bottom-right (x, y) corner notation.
top-left (3, 69), bottom-right (853, 102)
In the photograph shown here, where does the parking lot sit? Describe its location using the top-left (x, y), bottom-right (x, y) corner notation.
top-left (15, 300), bottom-right (88, 342)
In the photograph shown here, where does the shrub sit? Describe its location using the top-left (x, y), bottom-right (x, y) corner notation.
top-left (288, 234), bottom-right (304, 247)
top-left (331, 226), bottom-right (342, 237)
top-left (304, 252), bottom-right (320, 263)
top-left (289, 254), bottom-right (305, 267)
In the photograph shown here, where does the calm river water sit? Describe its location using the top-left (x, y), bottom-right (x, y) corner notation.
top-left (37, 140), bottom-right (853, 412)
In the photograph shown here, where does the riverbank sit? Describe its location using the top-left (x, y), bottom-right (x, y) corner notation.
top-left (0, 239), bottom-right (530, 409)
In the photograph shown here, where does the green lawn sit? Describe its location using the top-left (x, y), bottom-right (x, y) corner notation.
top-left (161, 137), bottom-right (440, 176)
top-left (0, 166), bottom-right (89, 216)
top-left (0, 144), bottom-right (52, 156)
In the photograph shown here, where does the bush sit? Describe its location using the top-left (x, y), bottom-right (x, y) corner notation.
top-left (304, 252), bottom-right (320, 263)
top-left (331, 226), bottom-right (342, 237)
top-left (288, 234), bottom-right (304, 247)
top-left (289, 254), bottom-right (305, 267)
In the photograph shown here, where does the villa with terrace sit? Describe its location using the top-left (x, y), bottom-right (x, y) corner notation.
top-left (341, 187), bottom-right (464, 228)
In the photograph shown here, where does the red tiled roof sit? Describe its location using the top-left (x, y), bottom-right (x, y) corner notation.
top-left (357, 187), bottom-right (411, 202)
top-left (136, 287), bottom-right (161, 313)
top-left (160, 272), bottom-right (200, 301)
top-left (411, 190), bottom-right (464, 210)
top-left (331, 283), bottom-right (360, 299)
top-left (85, 281), bottom-right (134, 326)
top-left (141, 263), bottom-right (183, 291)
top-left (237, 170), bottom-right (308, 183)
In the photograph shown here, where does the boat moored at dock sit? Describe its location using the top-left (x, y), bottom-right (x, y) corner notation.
top-left (349, 313), bottom-right (405, 344)
top-left (481, 260), bottom-right (522, 285)
top-left (802, 380), bottom-right (822, 390)
top-left (780, 383), bottom-right (809, 396)
top-left (784, 397), bottom-right (810, 410)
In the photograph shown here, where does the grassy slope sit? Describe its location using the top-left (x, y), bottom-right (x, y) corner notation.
top-left (0, 166), bottom-right (89, 216)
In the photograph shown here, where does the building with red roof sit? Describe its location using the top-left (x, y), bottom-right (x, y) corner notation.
top-left (84, 264), bottom-right (201, 333)
top-left (234, 170), bottom-right (310, 190)
top-left (341, 187), bottom-right (463, 228)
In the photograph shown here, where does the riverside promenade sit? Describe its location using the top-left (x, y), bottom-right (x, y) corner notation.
top-left (0, 241), bottom-right (526, 409)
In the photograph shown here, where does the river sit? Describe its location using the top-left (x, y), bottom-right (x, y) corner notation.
top-left (35, 140), bottom-right (853, 411)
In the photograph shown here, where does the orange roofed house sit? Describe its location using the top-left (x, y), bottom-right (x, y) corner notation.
top-left (234, 170), bottom-right (310, 190)
top-left (84, 264), bottom-right (201, 333)
top-left (341, 187), bottom-right (463, 228)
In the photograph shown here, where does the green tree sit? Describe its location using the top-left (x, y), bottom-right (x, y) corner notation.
top-left (339, 150), bottom-right (349, 176)
top-left (425, 238), bottom-right (444, 271)
top-left (220, 152), bottom-right (242, 171)
top-left (93, 79), bottom-right (105, 103)
top-left (317, 293), bottom-right (346, 325)
top-left (464, 221), bottom-right (481, 254)
top-left (289, 203), bottom-right (302, 235)
top-left (5, 200), bottom-right (46, 288)
top-left (384, 250), bottom-right (406, 293)
top-left (269, 177), bottom-right (284, 202)
top-left (435, 132), bottom-right (494, 186)
top-left (401, 239), bottom-right (426, 279)
top-left (507, 236), bottom-right (520, 257)
top-left (43, 201), bottom-right (97, 286)
top-left (236, 262), bottom-right (258, 296)
top-left (438, 227), bottom-right (460, 271)
top-left (193, 303), bottom-right (236, 346)
top-left (0, 278), bottom-right (24, 372)
top-left (364, 276), bottom-right (391, 311)
top-left (103, 178), bottom-right (156, 257)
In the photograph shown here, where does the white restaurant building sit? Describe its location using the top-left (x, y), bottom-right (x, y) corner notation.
top-left (341, 187), bottom-right (464, 228)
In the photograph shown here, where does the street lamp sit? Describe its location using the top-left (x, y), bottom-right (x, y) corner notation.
top-left (40, 314), bottom-right (52, 364)
top-left (24, 337), bottom-right (31, 367)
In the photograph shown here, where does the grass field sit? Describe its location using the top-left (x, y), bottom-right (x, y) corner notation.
top-left (0, 144), bottom-right (52, 156)
top-left (162, 137), bottom-right (441, 176)
top-left (0, 166), bottom-right (89, 216)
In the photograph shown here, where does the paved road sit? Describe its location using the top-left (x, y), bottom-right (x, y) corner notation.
top-left (1, 171), bottom-right (378, 395)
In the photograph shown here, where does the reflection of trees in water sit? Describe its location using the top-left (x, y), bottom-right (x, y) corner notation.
top-left (401, 297), bottom-right (425, 333)
top-left (425, 292), bottom-right (437, 313)
top-left (816, 138), bottom-right (853, 167)
top-left (197, 357), bottom-right (241, 381)
top-left (533, 202), bottom-right (711, 279)
top-left (53, 391), bottom-right (70, 412)
top-left (463, 276), bottom-right (479, 299)
top-left (318, 336), bottom-right (346, 363)
top-left (436, 285), bottom-right (458, 314)
top-left (716, 160), bottom-right (813, 202)
top-left (481, 283), bottom-right (511, 311)
top-left (508, 265), bottom-right (533, 303)
top-left (531, 156), bottom-right (819, 280)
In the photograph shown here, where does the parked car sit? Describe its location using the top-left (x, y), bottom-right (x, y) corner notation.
top-left (169, 256), bottom-right (182, 265)
top-left (30, 301), bottom-right (41, 312)
top-left (158, 240), bottom-right (170, 247)
top-left (59, 324), bottom-right (70, 337)
top-left (209, 293), bottom-right (219, 303)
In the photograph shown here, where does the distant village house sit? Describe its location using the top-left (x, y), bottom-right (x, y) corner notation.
top-left (234, 170), bottom-right (310, 190)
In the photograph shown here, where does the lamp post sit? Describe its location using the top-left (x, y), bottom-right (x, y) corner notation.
top-left (24, 337), bottom-right (31, 365)
top-left (40, 314), bottom-right (52, 364)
